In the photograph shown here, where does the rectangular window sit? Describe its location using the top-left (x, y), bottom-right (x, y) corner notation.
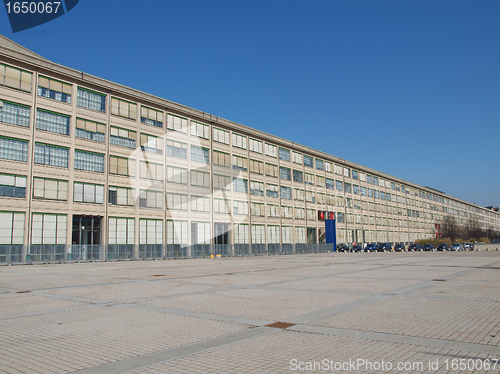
top-left (315, 159), bottom-right (324, 170)
top-left (0, 63), bottom-right (32, 92)
top-left (190, 121), bottom-right (209, 139)
top-left (213, 174), bottom-right (231, 190)
top-left (141, 133), bottom-right (163, 154)
top-left (267, 204), bottom-right (280, 218)
top-left (108, 186), bottom-right (134, 206)
top-left (352, 170), bottom-right (359, 180)
top-left (213, 127), bottom-right (230, 144)
top-left (110, 126), bottom-right (136, 148)
top-left (374, 190), bottom-right (380, 199)
top-left (367, 174), bottom-right (372, 184)
top-left (266, 184), bottom-right (279, 198)
top-left (111, 97), bottom-right (137, 120)
top-left (33, 178), bottom-right (68, 200)
top-left (265, 143), bottom-right (277, 158)
top-left (191, 196), bottom-right (210, 212)
top-left (31, 213), bottom-right (66, 245)
top-left (265, 163), bottom-right (278, 178)
top-left (326, 178), bottom-right (334, 189)
top-left (214, 198), bottom-right (229, 214)
top-left (191, 170), bottom-right (210, 188)
top-left (34, 143), bottom-right (68, 168)
top-left (334, 164), bottom-right (342, 175)
top-left (304, 155), bottom-right (313, 168)
top-left (279, 148), bottom-right (290, 162)
top-left (251, 202), bottom-right (265, 217)
top-left (166, 220), bottom-right (187, 245)
top-left (305, 173), bottom-right (314, 185)
top-left (167, 114), bottom-right (188, 133)
top-left (140, 219), bottom-right (163, 245)
top-left (373, 176), bottom-right (379, 186)
top-left (110, 156), bottom-right (135, 177)
top-left (360, 186), bottom-right (367, 196)
top-left (108, 217), bottom-right (134, 245)
top-left (77, 88), bottom-right (106, 112)
top-left (38, 76), bottom-right (71, 104)
top-left (0, 148), bottom-right (16, 181)
top-left (327, 194), bottom-right (335, 205)
top-left (292, 151), bottom-right (302, 164)
top-left (233, 178), bottom-right (248, 193)
top-left (232, 155), bottom-right (248, 171)
top-left (140, 106), bottom-right (163, 128)
top-left (293, 170), bottom-right (303, 183)
top-left (75, 150), bottom-right (104, 173)
top-left (295, 207), bottom-right (305, 219)
top-left (306, 190), bottom-right (316, 203)
top-left (166, 140), bottom-right (187, 159)
top-left (344, 168), bottom-right (351, 178)
top-left (359, 172), bottom-right (366, 182)
top-left (166, 193), bottom-right (188, 210)
top-left (166, 166), bottom-right (187, 184)
top-left (0, 211), bottom-right (25, 244)
top-left (353, 185), bottom-right (359, 195)
top-left (76, 118), bottom-right (105, 143)
top-left (232, 133), bottom-right (247, 149)
top-left (344, 183), bottom-right (352, 194)
top-left (307, 209), bottom-right (316, 221)
top-left (316, 175), bottom-right (325, 187)
top-left (251, 225), bottom-right (265, 244)
top-left (250, 181), bottom-right (264, 196)
top-left (268, 226), bottom-right (280, 243)
top-left (281, 206), bottom-right (293, 219)
top-left (140, 161), bottom-right (163, 180)
top-left (0, 174), bottom-right (26, 198)
top-left (139, 190), bottom-right (163, 209)
top-left (234, 224), bottom-right (249, 244)
top-left (213, 150), bottom-right (230, 167)
top-left (294, 188), bottom-right (304, 201)
top-left (279, 167), bottom-right (291, 180)
top-left (0, 100), bottom-right (30, 127)
top-left (282, 226), bottom-right (293, 243)
top-left (191, 145), bottom-right (209, 164)
top-left (249, 138), bottom-right (262, 153)
top-left (73, 182), bottom-right (104, 204)
top-left (325, 162), bottom-right (332, 172)
top-left (386, 193), bottom-right (391, 202)
top-left (249, 159), bottom-right (263, 174)
top-left (280, 186), bottom-right (292, 200)
top-left (335, 180), bottom-right (343, 191)
top-left (192, 222), bottom-right (211, 245)
top-left (367, 188), bottom-right (373, 198)
top-left (36, 109), bottom-right (70, 135)
top-left (233, 200), bottom-right (248, 215)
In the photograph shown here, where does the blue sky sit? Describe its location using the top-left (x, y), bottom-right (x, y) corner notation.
top-left (1, 0), bottom-right (499, 207)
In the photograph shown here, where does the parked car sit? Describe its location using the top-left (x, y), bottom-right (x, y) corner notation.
top-left (408, 243), bottom-right (423, 251)
top-left (394, 243), bottom-right (406, 252)
top-left (378, 243), bottom-right (392, 252)
top-left (468, 243), bottom-right (475, 251)
top-left (364, 243), bottom-right (379, 252)
top-left (351, 245), bottom-right (362, 252)
top-left (337, 244), bottom-right (350, 252)
top-left (437, 243), bottom-right (448, 251)
top-left (423, 244), bottom-right (435, 251)
top-left (450, 243), bottom-right (462, 251)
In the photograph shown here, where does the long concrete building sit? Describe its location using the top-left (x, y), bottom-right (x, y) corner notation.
top-left (0, 35), bottom-right (499, 260)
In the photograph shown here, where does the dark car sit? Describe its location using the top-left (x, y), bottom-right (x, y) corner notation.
top-left (437, 243), bottom-right (448, 251)
top-left (364, 243), bottom-right (379, 252)
top-left (351, 245), bottom-right (362, 252)
top-left (408, 243), bottom-right (423, 251)
top-left (394, 243), bottom-right (406, 252)
top-left (337, 244), bottom-right (350, 252)
top-left (423, 244), bottom-right (434, 251)
top-left (378, 243), bottom-right (392, 252)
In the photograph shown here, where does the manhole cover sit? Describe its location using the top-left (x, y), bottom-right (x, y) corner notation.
top-left (266, 321), bottom-right (296, 329)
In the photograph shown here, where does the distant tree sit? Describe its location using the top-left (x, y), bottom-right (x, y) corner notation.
top-left (440, 216), bottom-right (459, 242)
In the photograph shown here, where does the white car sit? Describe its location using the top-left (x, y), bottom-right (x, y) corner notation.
top-left (450, 243), bottom-right (462, 251)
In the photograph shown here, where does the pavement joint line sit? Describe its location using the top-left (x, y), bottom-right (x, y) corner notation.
top-left (288, 325), bottom-right (500, 356)
top-left (0, 304), bottom-right (104, 320)
top-left (71, 326), bottom-right (277, 374)
top-left (118, 303), bottom-right (273, 327)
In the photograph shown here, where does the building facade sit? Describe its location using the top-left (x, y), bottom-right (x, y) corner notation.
top-left (0, 36), bottom-right (499, 260)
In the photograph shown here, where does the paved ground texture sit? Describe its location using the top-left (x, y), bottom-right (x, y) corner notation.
top-left (1, 251), bottom-right (499, 374)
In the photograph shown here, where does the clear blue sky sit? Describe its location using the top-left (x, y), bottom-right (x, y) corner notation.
top-left (1, 0), bottom-right (499, 207)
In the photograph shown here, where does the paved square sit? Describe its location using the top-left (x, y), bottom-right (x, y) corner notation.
top-left (1, 251), bottom-right (499, 373)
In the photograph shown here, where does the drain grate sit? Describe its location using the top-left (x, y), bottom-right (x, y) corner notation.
top-left (266, 321), bottom-right (296, 329)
